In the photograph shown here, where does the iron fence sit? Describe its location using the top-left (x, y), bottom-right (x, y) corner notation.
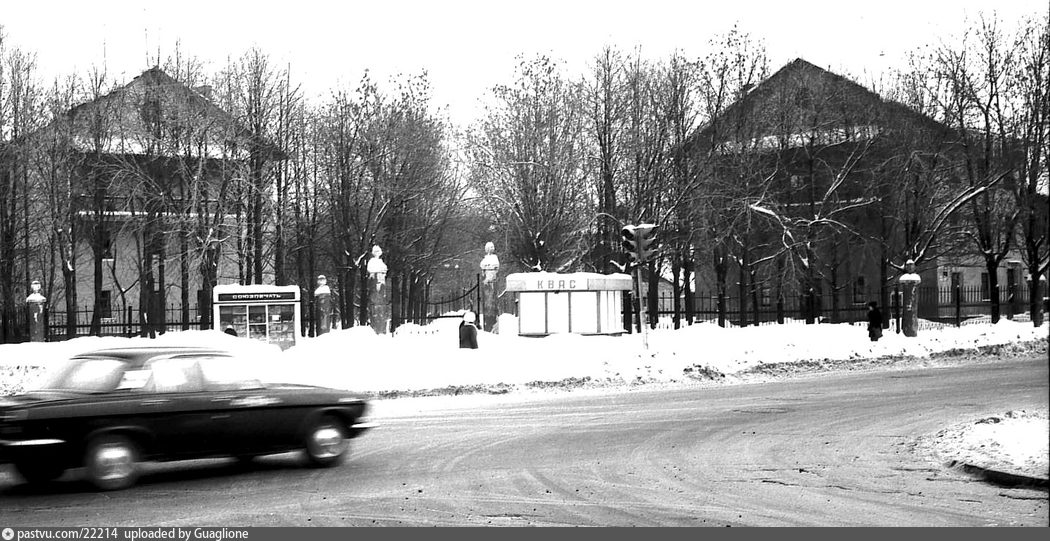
top-left (626, 283), bottom-right (1040, 331)
top-left (0, 304), bottom-right (204, 343)
top-left (1, 281), bottom-right (1043, 344)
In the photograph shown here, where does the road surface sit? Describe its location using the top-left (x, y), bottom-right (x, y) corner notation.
top-left (1, 354), bottom-right (1046, 526)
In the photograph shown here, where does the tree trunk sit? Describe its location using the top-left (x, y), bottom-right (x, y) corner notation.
top-left (672, 257), bottom-right (682, 330)
top-left (180, 233), bottom-right (190, 330)
top-left (63, 265), bottom-right (77, 339)
top-left (986, 260), bottom-right (1002, 323)
top-left (738, 251), bottom-right (748, 327)
top-left (715, 247), bottom-right (727, 328)
top-left (683, 255), bottom-right (694, 325)
top-left (749, 266), bottom-right (760, 326)
top-left (358, 266), bottom-right (370, 327)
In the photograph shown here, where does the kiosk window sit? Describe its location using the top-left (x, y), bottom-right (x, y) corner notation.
top-left (219, 305), bottom-right (248, 337)
top-left (268, 304), bottom-right (296, 348)
top-left (248, 305), bottom-right (268, 339)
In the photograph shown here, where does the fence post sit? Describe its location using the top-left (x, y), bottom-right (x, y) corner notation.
top-left (892, 285), bottom-right (901, 334)
top-left (1007, 284), bottom-right (1016, 320)
top-left (476, 273), bottom-right (482, 322)
top-left (955, 285), bottom-right (962, 327)
top-left (776, 296), bottom-right (784, 324)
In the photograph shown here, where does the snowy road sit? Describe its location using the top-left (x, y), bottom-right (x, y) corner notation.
top-left (1, 354), bottom-right (1046, 526)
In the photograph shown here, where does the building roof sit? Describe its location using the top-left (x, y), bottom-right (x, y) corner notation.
top-left (35, 67), bottom-right (285, 160)
top-left (688, 58), bottom-right (951, 152)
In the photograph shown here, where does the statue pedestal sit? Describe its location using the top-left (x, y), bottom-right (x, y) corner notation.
top-left (26, 292), bottom-right (46, 342)
top-left (899, 273), bottom-right (921, 337)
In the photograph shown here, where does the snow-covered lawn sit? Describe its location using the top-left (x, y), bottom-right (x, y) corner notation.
top-left (1, 316), bottom-right (1046, 394)
top-left (1, 316), bottom-right (1046, 480)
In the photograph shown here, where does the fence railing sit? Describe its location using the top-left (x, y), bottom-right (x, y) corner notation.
top-left (1, 283), bottom-right (1043, 344)
top-left (625, 283), bottom-right (1041, 330)
top-left (0, 304), bottom-right (204, 344)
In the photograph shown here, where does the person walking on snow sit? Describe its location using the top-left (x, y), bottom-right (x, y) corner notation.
top-left (867, 301), bottom-right (883, 342)
top-left (459, 311), bottom-right (479, 349)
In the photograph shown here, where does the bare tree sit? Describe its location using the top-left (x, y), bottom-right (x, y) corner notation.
top-left (692, 28), bottom-right (770, 326)
top-left (32, 75), bottom-right (81, 338)
top-left (468, 55), bottom-right (592, 273)
top-left (924, 14), bottom-right (1030, 322)
top-left (1011, 11), bottom-right (1049, 325)
top-left (582, 46), bottom-right (628, 274)
top-left (0, 33), bottom-right (42, 330)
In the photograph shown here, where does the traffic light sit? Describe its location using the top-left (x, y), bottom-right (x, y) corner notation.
top-left (621, 223), bottom-right (658, 264)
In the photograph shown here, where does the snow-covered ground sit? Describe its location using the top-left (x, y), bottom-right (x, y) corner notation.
top-left (1, 316), bottom-right (1047, 480)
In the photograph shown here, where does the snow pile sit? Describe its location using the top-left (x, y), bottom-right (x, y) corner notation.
top-left (273, 316), bottom-right (1046, 393)
top-left (923, 410), bottom-right (1049, 480)
top-left (1, 317), bottom-right (1046, 396)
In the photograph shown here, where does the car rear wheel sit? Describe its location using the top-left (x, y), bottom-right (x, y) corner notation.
top-left (84, 435), bottom-right (140, 491)
top-left (304, 415), bottom-right (348, 467)
top-left (14, 461), bottom-right (66, 484)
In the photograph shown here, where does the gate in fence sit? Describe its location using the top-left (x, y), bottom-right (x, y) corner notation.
top-left (392, 274), bottom-right (482, 330)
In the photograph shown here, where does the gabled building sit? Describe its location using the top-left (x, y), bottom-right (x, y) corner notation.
top-left (27, 67), bottom-right (284, 337)
top-left (687, 58), bottom-right (1028, 323)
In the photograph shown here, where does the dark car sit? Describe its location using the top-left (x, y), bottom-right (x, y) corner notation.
top-left (0, 346), bottom-right (375, 490)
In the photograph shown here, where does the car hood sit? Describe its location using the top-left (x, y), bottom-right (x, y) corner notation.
top-left (0, 391), bottom-right (83, 408)
top-left (266, 383), bottom-right (367, 397)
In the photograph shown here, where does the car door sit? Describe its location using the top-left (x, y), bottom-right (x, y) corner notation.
top-left (198, 356), bottom-right (295, 455)
top-left (134, 356), bottom-right (217, 458)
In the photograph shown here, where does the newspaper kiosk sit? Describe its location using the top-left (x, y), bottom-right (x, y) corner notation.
top-left (213, 284), bottom-right (301, 350)
top-left (505, 272), bottom-right (631, 336)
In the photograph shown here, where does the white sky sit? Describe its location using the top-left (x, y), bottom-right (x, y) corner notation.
top-left (1, 0), bottom-right (1045, 126)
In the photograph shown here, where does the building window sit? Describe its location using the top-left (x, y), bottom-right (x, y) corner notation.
top-left (101, 230), bottom-right (114, 261)
top-left (852, 276), bottom-right (867, 304)
top-left (761, 286), bottom-right (771, 307)
top-left (981, 273), bottom-right (990, 301)
top-left (100, 290), bottom-right (113, 319)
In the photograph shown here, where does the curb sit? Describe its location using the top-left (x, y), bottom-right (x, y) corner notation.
top-left (948, 460), bottom-right (1049, 489)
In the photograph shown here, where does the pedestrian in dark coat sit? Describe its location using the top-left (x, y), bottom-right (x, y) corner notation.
top-left (867, 301), bottom-right (883, 342)
top-left (459, 311), bottom-right (479, 349)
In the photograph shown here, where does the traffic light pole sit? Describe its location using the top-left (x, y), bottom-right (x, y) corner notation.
top-left (635, 266), bottom-right (648, 349)
top-left (622, 223), bottom-right (656, 350)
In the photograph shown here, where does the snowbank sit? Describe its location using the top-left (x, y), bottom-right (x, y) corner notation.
top-left (2, 317), bottom-right (1045, 395)
top-left (919, 410), bottom-right (1049, 481)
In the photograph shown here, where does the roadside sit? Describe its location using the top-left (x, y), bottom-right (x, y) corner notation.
top-left (915, 408), bottom-right (1049, 485)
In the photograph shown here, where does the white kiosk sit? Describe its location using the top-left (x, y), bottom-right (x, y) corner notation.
top-left (213, 284), bottom-right (301, 350)
top-left (505, 272), bottom-right (631, 336)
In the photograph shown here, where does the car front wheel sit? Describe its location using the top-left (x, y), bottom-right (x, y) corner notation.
top-left (304, 415), bottom-right (348, 467)
top-left (84, 435), bottom-right (140, 491)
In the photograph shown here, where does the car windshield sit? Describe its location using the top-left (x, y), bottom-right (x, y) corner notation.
top-left (33, 357), bottom-right (127, 393)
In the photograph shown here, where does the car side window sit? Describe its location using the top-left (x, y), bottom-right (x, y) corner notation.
top-left (198, 356), bottom-right (263, 392)
top-left (115, 369), bottom-right (152, 391)
top-left (144, 357), bottom-right (204, 393)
